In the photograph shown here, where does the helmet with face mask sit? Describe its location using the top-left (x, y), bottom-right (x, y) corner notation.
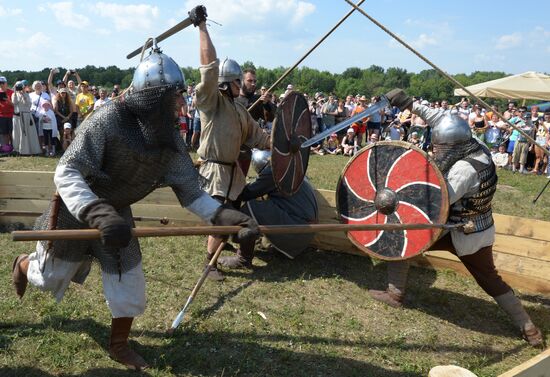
top-left (251, 149), bottom-right (271, 174)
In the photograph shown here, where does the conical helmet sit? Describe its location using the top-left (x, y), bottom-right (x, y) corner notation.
top-left (218, 58), bottom-right (242, 84)
top-left (132, 39), bottom-right (185, 91)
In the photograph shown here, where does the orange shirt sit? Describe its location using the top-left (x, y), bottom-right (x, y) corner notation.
top-left (351, 104), bottom-right (367, 133)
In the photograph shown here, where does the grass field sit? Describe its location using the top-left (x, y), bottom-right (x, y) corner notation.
top-left (1, 153), bottom-right (549, 377)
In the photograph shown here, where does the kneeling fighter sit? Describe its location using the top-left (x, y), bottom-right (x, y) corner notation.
top-left (218, 149), bottom-right (318, 268)
top-left (368, 90), bottom-right (543, 347)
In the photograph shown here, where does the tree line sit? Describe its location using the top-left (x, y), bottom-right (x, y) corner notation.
top-left (2, 64), bottom-right (513, 104)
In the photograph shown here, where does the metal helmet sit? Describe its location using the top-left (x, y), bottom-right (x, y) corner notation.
top-left (251, 149), bottom-right (271, 174)
top-left (218, 58), bottom-right (242, 84)
top-left (412, 102), bottom-right (471, 145)
top-left (132, 39), bottom-right (185, 91)
top-left (431, 115), bottom-right (472, 145)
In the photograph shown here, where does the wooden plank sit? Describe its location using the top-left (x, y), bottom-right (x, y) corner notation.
top-left (423, 250), bottom-right (550, 285)
top-left (0, 171), bottom-right (54, 187)
top-left (0, 199), bottom-right (50, 213)
top-left (494, 234), bottom-right (550, 262)
top-left (0, 185), bottom-right (55, 200)
top-left (494, 213), bottom-right (550, 242)
top-left (413, 253), bottom-right (550, 295)
top-left (498, 348), bottom-right (550, 377)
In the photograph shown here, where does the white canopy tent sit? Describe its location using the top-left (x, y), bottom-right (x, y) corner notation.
top-left (454, 71), bottom-right (550, 101)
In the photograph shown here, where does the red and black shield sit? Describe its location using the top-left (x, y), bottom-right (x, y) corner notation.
top-left (271, 91), bottom-right (312, 196)
top-left (336, 141), bottom-right (448, 260)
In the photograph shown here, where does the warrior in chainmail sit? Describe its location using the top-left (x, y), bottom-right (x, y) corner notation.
top-left (218, 150), bottom-right (318, 269)
top-left (11, 14), bottom-right (260, 370)
top-left (367, 89), bottom-right (543, 347)
top-left (194, 14), bottom-right (270, 280)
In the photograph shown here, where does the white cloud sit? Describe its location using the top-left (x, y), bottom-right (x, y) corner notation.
top-left (47, 2), bottom-right (91, 29)
top-left (91, 2), bottom-right (159, 31)
top-left (528, 26), bottom-right (550, 54)
top-left (0, 32), bottom-right (52, 63)
top-left (495, 32), bottom-right (522, 50)
top-left (387, 32), bottom-right (437, 49)
top-left (411, 33), bottom-right (438, 49)
top-left (0, 5), bottom-right (22, 16)
top-left (15, 27), bottom-right (27, 33)
top-left (183, 0), bottom-right (315, 26)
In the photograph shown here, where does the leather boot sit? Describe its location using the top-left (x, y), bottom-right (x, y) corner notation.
top-left (369, 285), bottom-right (404, 308)
top-left (494, 290), bottom-right (544, 346)
top-left (369, 261), bottom-right (409, 308)
top-left (218, 238), bottom-right (255, 269)
top-left (205, 253), bottom-right (225, 281)
top-left (12, 254), bottom-right (29, 299)
top-left (109, 317), bottom-right (149, 371)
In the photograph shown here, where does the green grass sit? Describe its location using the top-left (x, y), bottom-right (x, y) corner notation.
top-left (1, 153), bottom-right (549, 377)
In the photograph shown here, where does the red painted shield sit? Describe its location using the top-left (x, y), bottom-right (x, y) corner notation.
top-left (271, 91), bottom-right (312, 196)
top-left (336, 141), bottom-right (448, 260)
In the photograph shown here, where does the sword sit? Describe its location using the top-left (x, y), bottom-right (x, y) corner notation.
top-left (301, 96), bottom-right (390, 148)
top-left (126, 17), bottom-right (194, 59)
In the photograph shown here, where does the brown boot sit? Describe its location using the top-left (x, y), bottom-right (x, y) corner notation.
top-left (109, 317), bottom-right (149, 371)
top-left (205, 253), bottom-right (225, 281)
top-left (368, 287), bottom-right (404, 308)
top-left (522, 322), bottom-right (544, 347)
top-left (494, 290), bottom-right (544, 347)
top-left (218, 249), bottom-right (253, 269)
top-left (218, 238), bottom-right (255, 270)
top-left (12, 254), bottom-right (29, 299)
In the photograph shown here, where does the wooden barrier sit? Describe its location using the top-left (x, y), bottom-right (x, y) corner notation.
top-left (2, 170), bottom-right (550, 295)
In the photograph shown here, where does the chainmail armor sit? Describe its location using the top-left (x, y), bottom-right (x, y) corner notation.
top-left (34, 85), bottom-right (203, 274)
top-left (447, 151), bottom-right (498, 234)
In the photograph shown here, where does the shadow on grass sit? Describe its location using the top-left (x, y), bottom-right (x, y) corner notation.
top-left (219, 247), bottom-right (549, 341)
top-left (0, 316), bottom-right (527, 377)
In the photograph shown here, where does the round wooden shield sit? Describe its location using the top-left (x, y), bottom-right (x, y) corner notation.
top-left (336, 141), bottom-right (449, 260)
top-left (271, 91), bottom-right (312, 196)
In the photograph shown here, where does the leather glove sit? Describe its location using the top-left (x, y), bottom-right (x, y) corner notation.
top-left (385, 89), bottom-right (413, 111)
top-left (188, 5), bottom-right (207, 27)
top-left (81, 199), bottom-right (132, 249)
top-left (211, 204), bottom-right (260, 244)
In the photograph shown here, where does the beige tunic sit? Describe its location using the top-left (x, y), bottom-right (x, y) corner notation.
top-left (196, 59), bottom-right (270, 201)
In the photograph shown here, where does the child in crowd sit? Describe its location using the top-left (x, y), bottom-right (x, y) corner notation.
top-left (39, 101), bottom-right (59, 156)
top-left (342, 128), bottom-right (359, 156)
top-left (409, 132), bottom-right (421, 146)
top-left (323, 133), bottom-right (342, 155)
top-left (62, 122), bottom-right (73, 151)
top-left (492, 144), bottom-right (509, 169)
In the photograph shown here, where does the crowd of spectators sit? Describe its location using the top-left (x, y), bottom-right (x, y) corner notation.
top-left (301, 91), bottom-right (550, 178)
top-left (1, 70), bottom-right (549, 178)
top-left (0, 68), bottom-right (124, 156)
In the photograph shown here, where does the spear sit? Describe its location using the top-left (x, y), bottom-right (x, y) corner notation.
top-left (11, 222), bottom-right (469, 242)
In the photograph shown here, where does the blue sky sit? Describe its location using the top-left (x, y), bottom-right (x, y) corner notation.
top-left (1, 0), bottom-right (549, 75)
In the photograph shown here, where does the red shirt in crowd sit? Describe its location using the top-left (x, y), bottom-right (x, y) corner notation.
top-left (0, 88), bottom-right (14, 118)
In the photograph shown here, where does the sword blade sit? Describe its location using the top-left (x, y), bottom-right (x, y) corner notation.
top-left (127, 17), bottom-right (194, 59)
top-left (301, 97), bottom-right (389, 148)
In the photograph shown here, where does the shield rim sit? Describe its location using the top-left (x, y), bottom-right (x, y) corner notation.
top-left (335, 140), bottom-right (449, 260)
top-left (270, 91), bottom-right (311, 196)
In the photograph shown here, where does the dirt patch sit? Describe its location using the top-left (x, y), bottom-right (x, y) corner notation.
top-left (497, 184), bottom-right (520, 193)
